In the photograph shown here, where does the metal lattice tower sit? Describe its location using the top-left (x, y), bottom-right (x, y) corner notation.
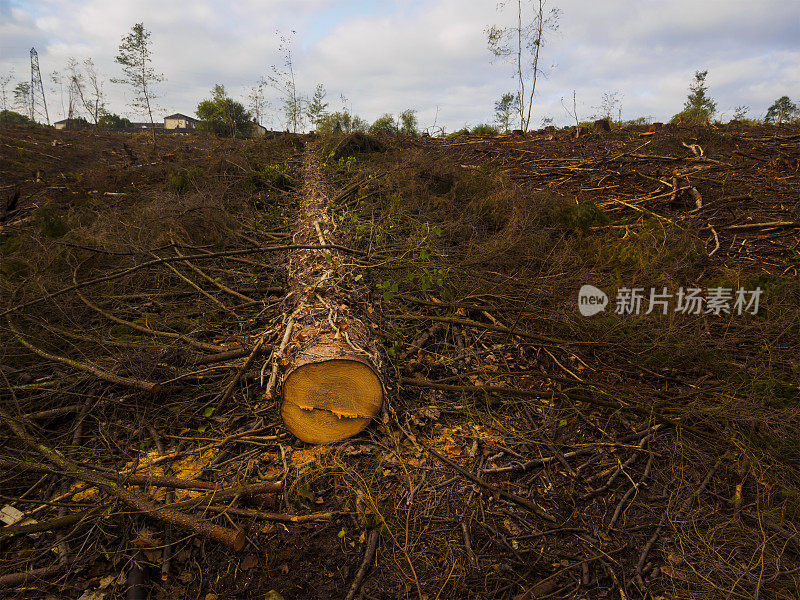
top-left (30, 47), bottom-right (50, 125)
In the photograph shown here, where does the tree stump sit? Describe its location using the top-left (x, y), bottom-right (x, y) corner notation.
top-left (278, 145), bottom-right (384, 444)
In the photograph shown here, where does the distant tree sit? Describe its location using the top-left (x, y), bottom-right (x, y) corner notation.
top-left (471, 124), bottom-right (500, 135)
top-left (65, 58), bottom-right (84, 120)
top-left (369, 113), bottom-right (398, 135)
top-left (247, 82), bottom-right (267, 126)
top-left (79, 58), bottom-right (105, 124)
top-left (671, 70), bottom-right (716, 124)
top-left (494, 92), bottom-right (519, 132)
top-left (265, 31), bottom-right (304, 132)
top-left (0, 109), bottom-right (33, 125)
top-left (113, 23), bottom-right (164, 145)
top-left (399, 109), bottom-right (419, 136)
top-left (13, 82), bottom-right (31, 117)
top-left (0, 70), bottom-right (14, 111)
top-left (765, 96), bottom-right (798, 125)
top-left (315, 110), bottom-right (368, 135)
top-left (486, 0), bottom-right (560, 132)
top-left (196, 84), bottom-right (253, 138)
top-left (97, 113), bottom-right (132, 129)
top-left (50, 70), bottom-right (66, 119)
top-left (594, 91), bottom-right (622, 123)
top-left (561, 89), bottom-right (580, 129)
top-left (731, 105), bottom-right (750, 121)
top-left (306, 84), bottom-right (329, 128)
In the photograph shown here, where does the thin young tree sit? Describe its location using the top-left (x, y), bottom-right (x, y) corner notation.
top-left (113, 23), bottom-right (164, 145)
top-left (486, 0), bottom-right (560, 132)
top-left (247, 81), bottom-right (267, 125)
top-left (672, 70), bottom-right (716, 124)
top-left (594, 91), bottom-right (622, 124)
top-left (80, 58), bottom-right (106, 124)
top-left (0, 69), bottom-right (14, 111)
top-left (49, 70), bottom-right (66, 120)
top-left (494, 92), bottom-right (519, 132)
top-left (265, 31), bottom-right (304, 133)
top-left (65, 58), bottom-right (83, 120)
top-left (13, 82), bottom-right (32, 117)
top-left (306, 83), bottom-right (329, 128)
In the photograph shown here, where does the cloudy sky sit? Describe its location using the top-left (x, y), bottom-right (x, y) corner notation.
top-left (1, 0), bottom-right (798, 131)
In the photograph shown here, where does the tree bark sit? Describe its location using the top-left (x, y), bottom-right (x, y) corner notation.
top-left (279, 145), bottom-right (384, 444)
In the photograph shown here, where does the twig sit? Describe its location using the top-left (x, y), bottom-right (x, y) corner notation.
top-left (344, 529), bottom-right (380, 600)
top-left (215, 336), bottom-right (267, 407)
top-left (421, 443), bottom-right (556, 522)
top-left (634, 454), bottom-right (726, 588)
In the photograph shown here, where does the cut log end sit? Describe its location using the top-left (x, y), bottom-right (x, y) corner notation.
top-left (281, 358), bottom-right (383, 444)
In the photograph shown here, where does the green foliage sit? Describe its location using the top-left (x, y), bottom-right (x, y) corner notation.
top-left (494, 92), bottom-right (519, 132)
top-left (486, 3), bottom-right (560, 132)
top-left (196, 84), bottom-right (253, 138)
top-left (471, 124), bottom-right (500, 135)
top-left (765, 96), bottom-right (799, 124)
top-left (306, 83), bottom-right (329, 126)
top-left (167, 167), bottom-right (204, 194)
top-left (731, 105), bottom-right (750, 121)
top-left (369, 113), bottom-right (398, 135)
top-left (0, 257), bottom-right (29, 281)
top-left (550, 201), bottom-right (610, 231)
top-left (671, 70), bottom-right (716, 124)
top-left (249, 162), bottom-right (294, 192)
top-left (448, 127), bottom-right (471, 137)
top-left (12, 81), bottom-right (31, 116)
top-left (336, 155), bottom-right (357, 172)
top-left (0, 235), bottom-right (21, 255)
top-left (399, 109), bottom-right (419, 136)
top-left (97, 113), bottom-right (132, 129)
top-left (0, 109), bottom-right (33, 125)
top-left (36, 201), bottom-right (69, 238)
top-left (620, 116), bottom-right (653, 126)
top-left (315, 110), bottom-right (368, 135)
top-left (57, 117), bottom-right (91, 130)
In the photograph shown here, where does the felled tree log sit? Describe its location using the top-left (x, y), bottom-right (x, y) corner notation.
top-left (279, 146), bottom-right (384, 444)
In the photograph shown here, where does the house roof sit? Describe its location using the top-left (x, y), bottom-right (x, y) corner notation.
top-left (164, 113), bottom-right (198, 122)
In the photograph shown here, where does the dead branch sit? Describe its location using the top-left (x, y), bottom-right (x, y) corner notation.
top-left (421, 443), bottom-right (556, 522)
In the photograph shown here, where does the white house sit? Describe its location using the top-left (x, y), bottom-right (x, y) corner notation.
top-left (164, 113), bottom-right (198, 129)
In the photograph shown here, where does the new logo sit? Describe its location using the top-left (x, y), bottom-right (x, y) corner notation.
top-left (578, 285), bottom-right (608, 317)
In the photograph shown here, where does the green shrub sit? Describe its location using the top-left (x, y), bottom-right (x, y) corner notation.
top-left (0, 257), bottom-right (30, 281)
top-left (36, 202), bottom-right (69, 238)
top-left (470, 124), bottom-right (500, 135)
top-left (0, 235), bottom-right (21, 255)
top-left (167, 167), bottom-right (204, 194)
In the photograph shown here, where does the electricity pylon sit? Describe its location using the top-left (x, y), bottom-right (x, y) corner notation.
top-left (30, 47), bottom-right (50, 125)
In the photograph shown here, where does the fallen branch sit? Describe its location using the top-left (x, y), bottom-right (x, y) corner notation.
top-left (1, 244), bottom-right (365, 319)
top-left (344, 529), bottom-right (380, 600)
top-left (203, 506), bottom-right (339, 523)
top-left (421, 443), bottom-right (556, 522)
top-left (7, 318), bottom-right (162, 393)
top-left (0, 406), bottom-right (249, 552)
